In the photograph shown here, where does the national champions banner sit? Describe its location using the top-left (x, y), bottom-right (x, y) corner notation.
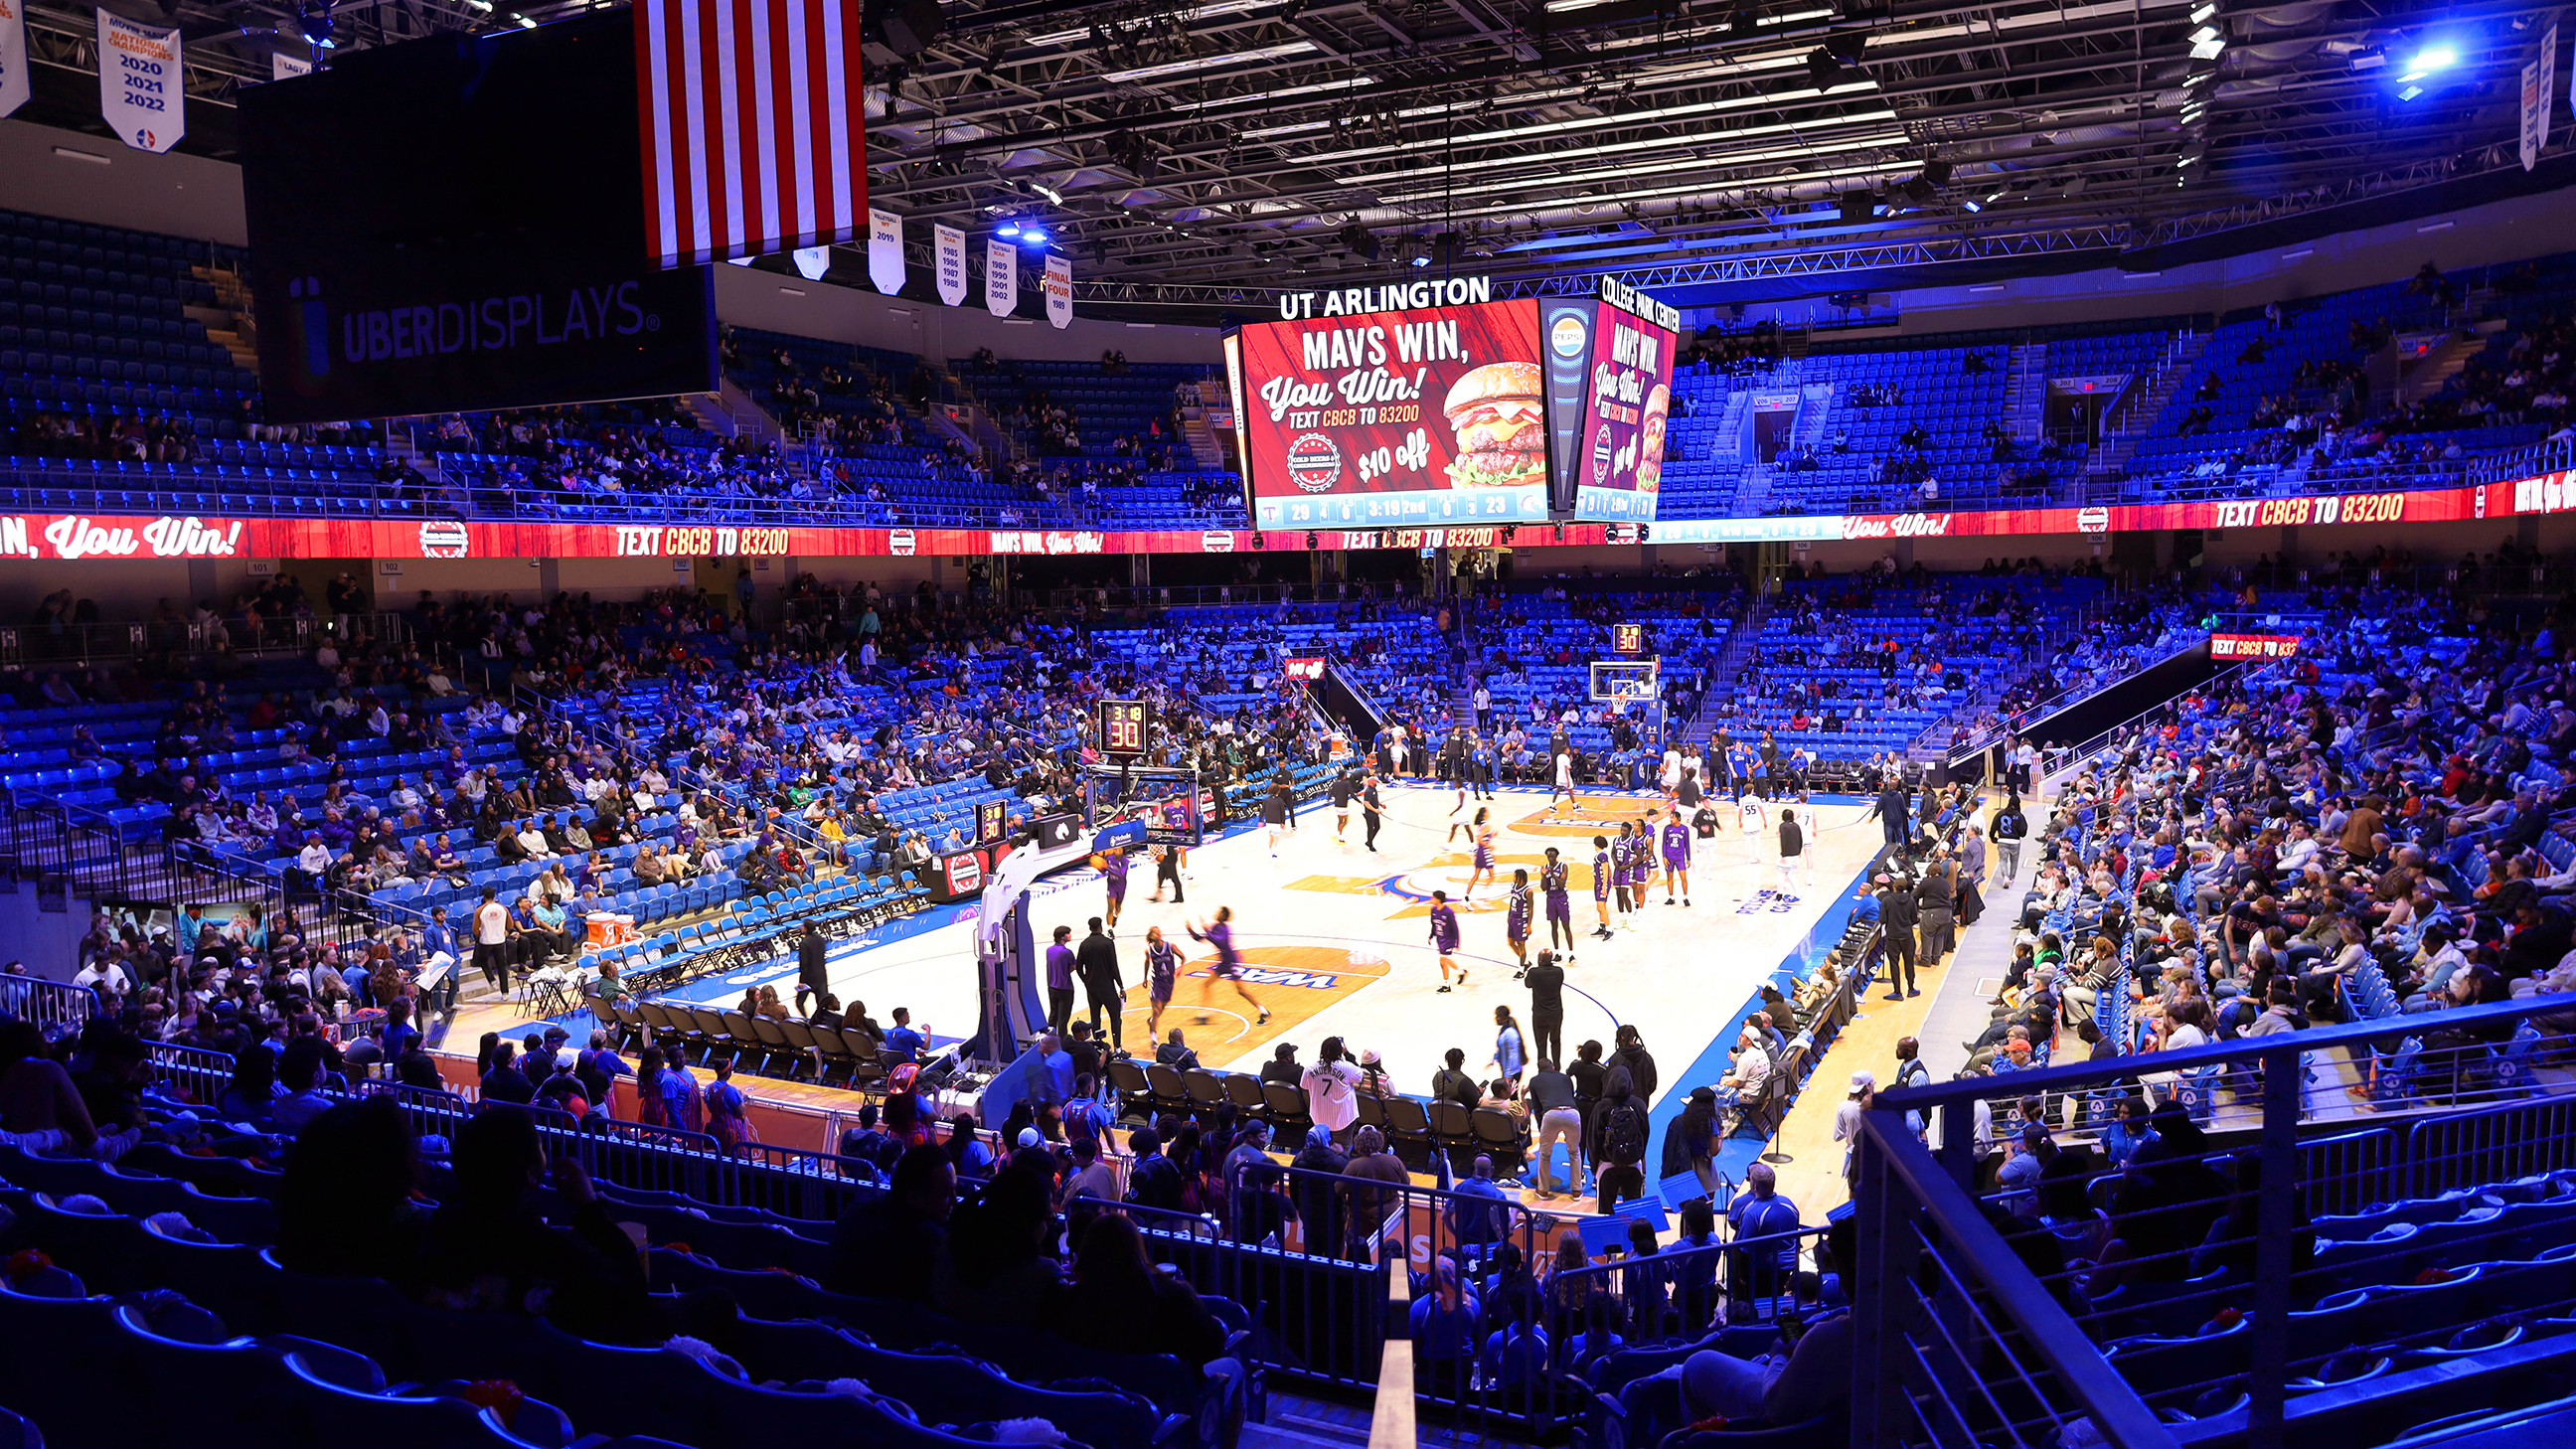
top-left (97, 10), bottom-right (184, 153)
top-left (1044, 253), bottom-right (1071, 329)
top-left (985, 239), bottom-right (1018, 317)
top-left (934, 224), bottom-right (967, 306)
top-left (868, 209), bottom-right (904, 295)
top-left (2526, 21), bottom-right (2559, 171)
top-left (0, 0), bottom-right (32, 120)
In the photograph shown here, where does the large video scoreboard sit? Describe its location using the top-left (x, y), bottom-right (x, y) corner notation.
top-left (1221, 275), bottom-right (1677, 532)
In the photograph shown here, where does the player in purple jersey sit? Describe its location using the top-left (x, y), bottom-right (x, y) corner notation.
top-left (1506, 868), bottom-right (1533, 976)
top-left (1142, 924), bottom-right (1181, 1040)
top-left (1540, 847), bottom-right (1576, 960)
top-left (1091, 847), bottom-right (1132, 933)
top-left (1590, 835), bottom-right (1615, 940)
top-left (1660, 806), bottom-right (1693, 906)
top-left (1428, 889), bottom-right (1466, 992)
top-left (1611, 822), bottom-right (1640, 927)
top-left (1463, 807), bottom-right (1497, 900)
top-left (1186, 905), bottom-right (1269, 1026)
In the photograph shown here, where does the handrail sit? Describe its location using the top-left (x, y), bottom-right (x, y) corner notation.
top-left (0, 976), bottom-right (101, 1037)
top-left (1854, 1112), bottom-right (2180, 1449)
top-left (1944, 631), bottom-right (2217, 767)
top-left (0, 610), bottom-right (413, 666)
top-left (2016, 654), bottom-right (2268, 783)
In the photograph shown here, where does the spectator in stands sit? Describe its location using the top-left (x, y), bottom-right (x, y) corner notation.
top-left (1591, 1066), bottom-right (1650, 1214)
top-left (1291, 1123), bottom-right (1349, 1250)
top-left (413, 1105), bottom-right (653, 1342)
top-left (1726, 1160), bottom-right (1801, 1303)
top-left (827, 1142), bottom-right (956, 1303)
top-left (276, 1095), bottom-right (425, 1279)
top-left (1047, 1211), bottom-right (1225, 1365)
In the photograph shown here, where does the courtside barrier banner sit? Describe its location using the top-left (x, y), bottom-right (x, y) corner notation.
top-left (0, 476), bottom-right (2532, 562)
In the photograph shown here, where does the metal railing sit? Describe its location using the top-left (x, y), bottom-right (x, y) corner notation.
top-left (1859, 991), bottom-right (2576, 1449)
top-left (0, 976), bottom-right (100, 1037)
top-left (0, 610), bottom-right (411, 666)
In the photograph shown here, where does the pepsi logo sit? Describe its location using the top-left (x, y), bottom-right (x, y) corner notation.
top-left (889, 528), bottom-right (917, 557)
top-left (1286, 432), bottom-right (1344, 494)
top-left (1551, 313), bottom-right (1588, 359)
top-left (417, 520), bottom-right (469, 560)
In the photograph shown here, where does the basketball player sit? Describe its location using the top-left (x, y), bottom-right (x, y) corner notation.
top-left (1463, 807), bottom-right (1498, 899)
top-left (1429, 888), bottom-right (1467, 993)
top-left (1261, 778), bottom-right (1293, 856)
top-left (1589, 834), bottom-right (1615, 940)
top-left (1093, 846), bottom-right (1131, 933)
top-left (1506, 867), bottom-right (1533, 977)
top-left (1611, 821), bottom-right (1639, 926)
top-left (1151, 840), bottom-right (1186, 903)
top-left (1541, 847), bottom-right (1576, 960)
top-left (1142, 924), bottom-right (1181, 1041)
top-left (1550, 747), bottom-right (1576, 817)
top-left (1778, 805), bottom-right (1807, 890)
top-left (1660, 805), bottom-right (1693, 906)
top-left (1738, 788), bottom-right (1769, 864)
top-left (1186, 905), bottom-right (1269, 1026)
top-left (1329, 768), bottom-right (1356, 844)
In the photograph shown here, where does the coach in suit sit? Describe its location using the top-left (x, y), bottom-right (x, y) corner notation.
top-left (795, 923), bottom-right (831, 1015)
top-left (1077, 917), bottom-right (1125, 1049)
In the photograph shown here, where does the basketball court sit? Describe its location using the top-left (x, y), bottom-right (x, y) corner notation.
top-left (680, 779), bottom-right (1880, 1107)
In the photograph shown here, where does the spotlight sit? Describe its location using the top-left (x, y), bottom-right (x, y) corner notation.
top-left (1805, 49), bottom-right (1841, 86)
top-left (997, 221), bottom-right (1022, 238)
top-left (1825, 32), bottom-right (1867, 64)
top-left (297, 1), bottom-right (336, 47)
top-left (1837, 190), bottom-right (1877, 223)
top-left (1925, 159), bottom-right (1955, 186)
top-left (2189, 25), bottom-right (2226, 60)
top-left (1962, 199), bottom-right (1983, 213)
top-left (2398, 42), bottom-right (2458, 81)
top-left (1899, 176), bottom-right (1937, 204)
top-left (1340, 223), bottom-right (1380, 261)
top-left (1022, 227), bottom-right (1048, 244)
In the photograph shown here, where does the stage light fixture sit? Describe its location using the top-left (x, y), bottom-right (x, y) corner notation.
top-left (1961, 198), bottom-right (1983, 213)
top-left (296, 1), bottom-right (335, 46)
top-left (1341, 222), bottom-right (1381, 261)
top-left (997, 220), bottom-right (1022, 238)
top-left (1806, 49), bottom-right (1841, 86)
top-left (1925, 159), bottom-right (1954, 186)
top-left (2398, 42), bottom-right (2458, 80)
top-left (1022, 227), bottom-right (1049, 244)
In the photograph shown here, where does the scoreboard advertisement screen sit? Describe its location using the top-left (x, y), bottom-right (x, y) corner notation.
top-left (1098, 700), bottom-right (1152, 757)
top-left (2210, 632), bottom-right (2304, 660)
top-left (1228, 276), bottom-right (1677, 531)
top-left (1572, 295), bottom-right (1677, 524)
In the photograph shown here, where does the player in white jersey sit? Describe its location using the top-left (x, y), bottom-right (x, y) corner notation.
top-left (1550, 748), bottom-right (1576, 817)
top-left (1737, 791), bottom-right (1769, 863)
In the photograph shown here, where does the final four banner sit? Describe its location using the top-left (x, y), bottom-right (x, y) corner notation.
top-left (1044, 253), bottom-right (1071, 329)
top-left (0, 0), bottom-right (31, 120)
top-left (97, 10), bottom-right (184, 153)
top-left (933, 224), bottom-right (967, 306)
top-left (868, 209), bottom-right (904, 296)
top-left (985, 239), bottom-right (1018, 318)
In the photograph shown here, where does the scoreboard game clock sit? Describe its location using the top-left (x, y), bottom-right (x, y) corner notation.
top-left (1099, 699), bottom-right (1154, 758)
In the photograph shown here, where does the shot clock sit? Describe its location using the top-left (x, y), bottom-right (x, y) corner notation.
top-left (1099, 699), bottom-right (1153, 758)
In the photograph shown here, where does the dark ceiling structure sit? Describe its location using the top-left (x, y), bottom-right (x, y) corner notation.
top-left (18, 0), bottom-right (2571, 313)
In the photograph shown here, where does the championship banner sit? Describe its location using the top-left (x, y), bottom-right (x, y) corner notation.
top-left (2526, 21), bottom-right (2558, 170)
top-left (869, 209), bottom-right (904, 295)
top-left (985, 239), bottom-right (1018, 318)
top-left (933, 224), bottom-right (967, 306)
top-left (0, 0), bottom-right (32, 120)
top-left (1044, 253), bottom-right (1072, 329)
top-left (97, 10), bottom-right (184, 154)
top-left (270, 50), bottom-right (312, 80)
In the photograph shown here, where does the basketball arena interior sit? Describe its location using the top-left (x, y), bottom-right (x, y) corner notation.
top-left (5, 1), bottom-right (2576, 1447)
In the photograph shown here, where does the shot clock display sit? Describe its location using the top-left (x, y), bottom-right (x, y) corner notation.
top-left (1099, 699), bottom-right (1153, 757)
top-left (1611, 623), bottom-right (1645, 656)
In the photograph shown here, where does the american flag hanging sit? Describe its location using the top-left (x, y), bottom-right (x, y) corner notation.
top-left (633, 0), bottom-right (868, 269)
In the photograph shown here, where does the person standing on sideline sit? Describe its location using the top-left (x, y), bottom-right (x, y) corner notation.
top-left (1361, 771), bottom-right (1386, 853)
top-left (1045, 924), bottom-right (1078, 1037)
top-left (1590, 1066), bottom-right (1650, 1214)
top-left (1526, 948), bottom-right (1566, 1066)
top-left (1991, 792), bottom-right (2027, 885)
top-left (1490, 1005), bottom-right (1527, 1088)
top-left (1878, 873), bottom-right (1920, 1000)
top-left (1915, 854), bottom-right (1957, 967)
top-left (1076, 917), bottom-right (1124, 1050)
top-left (1956, 823), bottom-right (1989, 927)
top-left (1527, 1056), bottom-right (1585, 1199)
top-left (472, 886), bottom-right (512, 994)
top-left (1473, 681), bottom-right (1494, 733)
top-left (1867, 777), bottom-right (1911, 851)
top-left (1330, 769), bottom-right (1356, 844)
top-left (1777, 806), bottom-right (1807, 890)
top-left (795, 922), bottom-right (831, 1016)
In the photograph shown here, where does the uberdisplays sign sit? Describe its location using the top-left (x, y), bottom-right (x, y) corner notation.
top-left (241, 15), bottom-right (714, 422)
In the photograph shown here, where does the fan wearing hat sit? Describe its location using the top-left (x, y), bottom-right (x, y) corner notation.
top-left (1833, 1070), bottom-right (1875, 1194)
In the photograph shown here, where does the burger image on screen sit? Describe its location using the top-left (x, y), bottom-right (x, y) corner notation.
top-left (1441, 361), bottom-right (1546, 490)
top-left (1635, 383), bottom-right (1671, 493)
